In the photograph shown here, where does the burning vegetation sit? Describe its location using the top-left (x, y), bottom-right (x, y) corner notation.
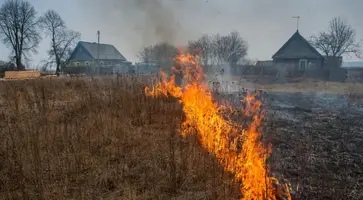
top-left (0, 61), bottom-right (362, 200)
top-left (145, 50), bottom-right (291, 199)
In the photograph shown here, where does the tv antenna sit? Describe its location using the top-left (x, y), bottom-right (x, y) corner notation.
top-left (292, 16), bottom-right (300, 31)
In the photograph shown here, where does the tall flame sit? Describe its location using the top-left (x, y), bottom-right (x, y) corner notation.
top-left (145, 50), bottom-right (291, 200)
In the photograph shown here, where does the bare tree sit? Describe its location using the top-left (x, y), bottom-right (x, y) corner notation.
top-left (212, 31), bottom-right (248, 67)
top-left (188, 34), bottom-right (213, 68)
top-left (212, 34), bottom-right (228, 65)
top-left (39, 10), bottom-right (80, 76)
top-left (137, 45), bottom-right (154, 63)
top-left (0, 0), bottom-right (41, 70)
top-left (137, 42), bottom-right (178, 70)
top-left (310, 17), bottom-right (361, 58)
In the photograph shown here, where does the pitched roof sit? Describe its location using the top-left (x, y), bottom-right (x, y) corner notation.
top-left (272, 30), bottom-right (323, 59)
top-left (77, 41), bottom-right (126, 61)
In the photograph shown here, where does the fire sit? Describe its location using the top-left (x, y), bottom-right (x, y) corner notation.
top-left (145, 50), bottom-right (291, 200)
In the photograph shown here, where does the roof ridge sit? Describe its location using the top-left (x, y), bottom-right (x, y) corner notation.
top-left (272, 30), bottom-right (323, 59)
top-left (79, 41), bottom-right (115, 46)
top-left (70, 41), bottom-right (127, 61)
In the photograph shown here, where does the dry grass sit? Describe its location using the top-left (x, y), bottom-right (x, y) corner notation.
top-left (1, 75), bottom-right (362, 200)
top-left (0, 76), bottom-right (241, 200)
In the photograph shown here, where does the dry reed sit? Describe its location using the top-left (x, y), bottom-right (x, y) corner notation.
top-left (0, 76), bottom-right (240, 200)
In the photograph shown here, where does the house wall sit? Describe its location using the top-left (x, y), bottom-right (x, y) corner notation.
top-left (69, 59), bottom-right (128, 67)
top-left (273, 58), bottom-right (323, 78)
top-left (70, 60), bottom-right (95, 67)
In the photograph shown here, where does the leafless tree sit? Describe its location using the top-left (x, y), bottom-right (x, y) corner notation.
top-left (137, 42), bottom-right (178, 70)
top-left (188, 34), bottom-right (213, 68)
top-left (212, 31), bottom-right (248, 67)
top-left (39, 10), bottom-right (80, 76)
top-left (39, 60), bottom-right (50, 72)
top-left (0, 0), bottom-right (41, 70)
top-left (310, 17), bottom-right (361, 58)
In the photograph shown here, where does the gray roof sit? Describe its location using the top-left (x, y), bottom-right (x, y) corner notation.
top-left (272, 31), bottom-right (323, 60)
top-left (78, 41), bottom-right (126, 60)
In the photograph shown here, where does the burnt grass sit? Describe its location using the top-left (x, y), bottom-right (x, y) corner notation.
top-left (0, 76), bottom-right (362, 200)
top-left (216, 90), bottom-right (363, 200)
top-left (267, 92), bottom-right (363, 200)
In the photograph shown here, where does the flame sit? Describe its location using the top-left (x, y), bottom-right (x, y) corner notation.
top-left (145, 50), bottom-right (291, 200)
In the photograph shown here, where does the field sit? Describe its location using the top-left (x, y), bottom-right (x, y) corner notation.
top-left (0, 75), bottom-right (362, 200)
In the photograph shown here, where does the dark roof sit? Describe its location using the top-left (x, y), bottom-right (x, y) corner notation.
top-left (272, 30), bottom-right (323, 60)
top-left (73, 41), bottom-right (126, 61)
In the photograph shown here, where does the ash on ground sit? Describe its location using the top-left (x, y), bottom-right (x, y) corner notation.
top-left (213, 84), bottom-right (363, 200)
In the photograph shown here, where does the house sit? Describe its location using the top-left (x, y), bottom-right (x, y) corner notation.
top-left (67, 41), bottom-right (131, 67)
top-left (272, 30), bottom-right (325, 77)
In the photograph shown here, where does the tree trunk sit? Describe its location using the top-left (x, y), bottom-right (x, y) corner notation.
top-left (16, 56), bottom-right (23, 71)
top-left (55, 66), bottom-right (60, 76)
top-left (55, 59), bottom-right (61, 76)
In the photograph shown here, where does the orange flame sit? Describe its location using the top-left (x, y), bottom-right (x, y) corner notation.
top-left (145, 50), bottom-right (291, 200)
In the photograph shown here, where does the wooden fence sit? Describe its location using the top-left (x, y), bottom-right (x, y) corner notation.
top-left (4, 71), bottom-right (41, 80)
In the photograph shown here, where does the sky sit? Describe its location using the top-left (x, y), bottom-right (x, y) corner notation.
top-left (0, 0), bottom-right (363, 67)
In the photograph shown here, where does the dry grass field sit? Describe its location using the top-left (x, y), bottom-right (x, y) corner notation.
top-left (0, 76), bottom-right (242, 200)
top-left (0, 75), bottom-right (362, 200)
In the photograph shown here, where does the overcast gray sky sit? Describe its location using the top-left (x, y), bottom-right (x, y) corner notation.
top-left (0, 0), bottom-right (362, 66)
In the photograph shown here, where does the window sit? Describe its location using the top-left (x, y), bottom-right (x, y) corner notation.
top-left (76, 62), bottom-right (80, 67)
top-left (100, 61), bottom-right (104, 65)
top-left (85, 61), bottom-right (89, 66)
top-left (299, 59), bottom-right (307, 70)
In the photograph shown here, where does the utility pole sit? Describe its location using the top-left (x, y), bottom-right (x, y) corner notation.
top-left (292, 16), bottom-right (300, 31)
top-left (97, 30), bottom-right (100, 74)
top-left (97, 31), bottom-right (100, 64)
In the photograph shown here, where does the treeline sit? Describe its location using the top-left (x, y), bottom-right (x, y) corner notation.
top-left (0, 0), bottom-right (80, 75)
top-left (137, 31), bottom-right (249, 70)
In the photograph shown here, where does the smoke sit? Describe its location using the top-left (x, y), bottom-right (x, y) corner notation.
top-left (78, 0), bottom-right (197, 61)
top-left (133, 0), bottom-right (177, 44)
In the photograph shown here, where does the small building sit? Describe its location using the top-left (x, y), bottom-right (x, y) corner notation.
top-left (272, 30), bottom-right (325, 77)
top-left (67, 41), bottom-right (131, 67)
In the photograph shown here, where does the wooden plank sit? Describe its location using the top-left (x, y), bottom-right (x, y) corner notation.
top-left (4, 71), bottom-right (41, 80)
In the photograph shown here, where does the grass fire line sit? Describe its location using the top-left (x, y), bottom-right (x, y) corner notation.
top-left (145, 51), bottom-right (292, 200)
